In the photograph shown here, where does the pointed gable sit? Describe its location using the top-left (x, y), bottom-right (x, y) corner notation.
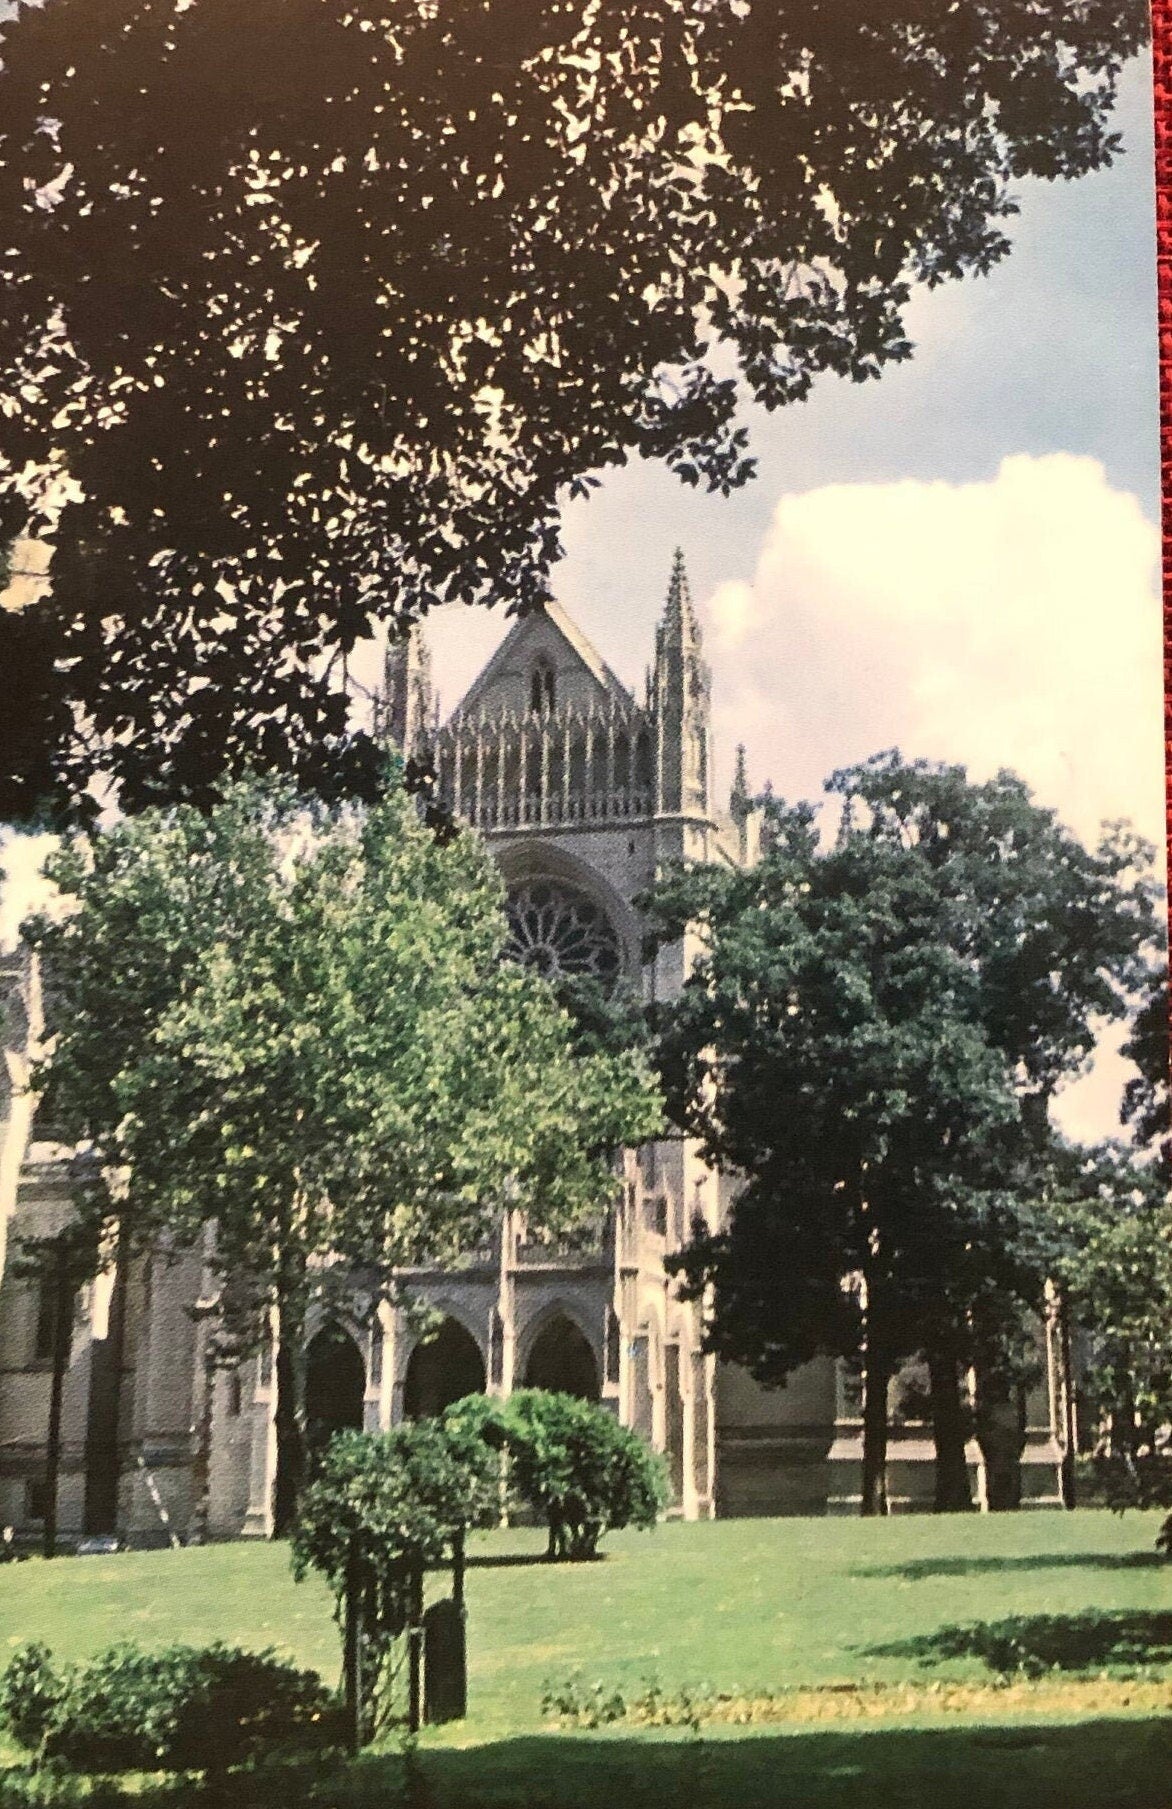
top-left (449, 601), bottom-right (633, 722)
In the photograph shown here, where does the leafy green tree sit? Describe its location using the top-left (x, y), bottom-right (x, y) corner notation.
top-left (827, 754), bottom-right (1158, 1505)
top-left (0, 0), bottom-right (1147, 818)
top-left (475, 1389), bottom-right (668, 1560)
top-left (1049, 1143), bottom-right (1172, 1540)
top-left (1121, 956), bottom-right (1170, 1165)
top-left (24, 770), bottom-right (661, 1532)
top-left (291, 1422), bottom-right (497, 1739)
top-left (827, 755), bottom-right (1158, 1126)
top-left (648, 799), bottom-right (1022, 1514)
top-left (647, 754), bottom-right (1157, 1513)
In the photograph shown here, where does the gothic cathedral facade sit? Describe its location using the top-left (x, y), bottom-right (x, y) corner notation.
top-left (0, 556), bottom-right (1066, 1542)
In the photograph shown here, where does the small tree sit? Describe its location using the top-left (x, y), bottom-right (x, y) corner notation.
top-left (1050, 1145), bottom-right (1172, 1544)
top-left (25, 769), bottom-right (661, 1532)
top-left (492, 1390), bottom-right (667, 1561)
top-left (291, 1423), bottom-right (498, 1743)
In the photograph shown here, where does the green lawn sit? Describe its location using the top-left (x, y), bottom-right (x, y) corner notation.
top-left (0, 1510), bottom-right (1169, 1807)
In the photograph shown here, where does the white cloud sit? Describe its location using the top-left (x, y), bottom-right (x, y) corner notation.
top-left (705, 454), bottom-right (1164, 857)
top-left (701, 454), bottom-right (1165, 1145)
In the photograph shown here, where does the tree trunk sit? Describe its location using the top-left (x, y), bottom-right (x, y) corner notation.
top-left (189, 1335), bottom-right (216, 1546)
top-left (342, 1562), bottom-right (365, 1753)
top-left (83, 1223), bottom-right (130, 1535)
top-left (407, 1564), bottom-right (425, 1735)
top-left (860, 1342), bottom-right (891, 1517)
top-left (188, 1226), bottom-right (221, 1547)
top-left (42, 1256), bottom-right (73, 1559)
top-left (974, 1364), bottom-right (1025, 1511)
top-left (1056, 1296), bottom-right (1078, 1510)
top-left (928, 1343), bottom-right (974, 1513)
top-left (272, 1295), bottom-right (308, 1538)
top-left (1109, 1377), bottom-right (1138, 1468)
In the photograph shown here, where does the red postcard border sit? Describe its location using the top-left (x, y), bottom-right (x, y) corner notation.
top-left (1152, 2), bottom-right (1172, 900)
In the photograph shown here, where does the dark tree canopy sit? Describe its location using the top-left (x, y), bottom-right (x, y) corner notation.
top-left (825, 753), bottom-right (1160, 1116)
top-left (0, 0), bottom-right (1148, 818)
top-left (644, 754), bottom-right (1158, 1507)
top-left (1047, 1140), bottom-right (1172, 1520)
top-left (1120, 957), bottom-right (1171, 1159)
top-left (647, 787), bottom-right (1028, 1383)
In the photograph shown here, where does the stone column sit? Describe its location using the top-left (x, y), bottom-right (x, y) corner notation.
top-left (240, 1337), bottom-right (277, 1539)
top-left (630, 1331), bottom-right (653, 1441)
top-left (605, 709), bottom-right (616, 815)
top-left (473, 719), bottom-right (485, 824)
top-left (497, 1209), bottom-right (517, 1398)
top-left (452, 732), bottom-right (463, 817)
top-left (583, 705), bottom-right (596, 815)
top-left (539, 720), bottom-right (551, 825)
top-left (376, 1299), bottom-right (396, 1431)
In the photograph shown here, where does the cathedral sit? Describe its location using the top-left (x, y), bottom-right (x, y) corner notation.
top-left (0, 555), bottom-right (1066, 1543)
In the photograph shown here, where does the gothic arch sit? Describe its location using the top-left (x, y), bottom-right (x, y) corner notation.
top-left (304, 1299), bottom-right (368, 1352)
top-left (518, 1303), bottom-right (601, 1401)
top-left (305, 1324), bottom-right (367, 1470)
top-left (403, 1315), bottom-right (487, 1420)
top-left (633, 1289), bottom-right (667, 1392)
top-left (529, 656), bottom-right (556, 714)
top-left (634, 727), bottom-right (653, 792)
top-left (495, 841), bottom-right (642, 979)
top-left (402, 1294), bottom-right (485, 1357)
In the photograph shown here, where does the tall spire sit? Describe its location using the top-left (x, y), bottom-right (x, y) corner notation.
top-left (652, 549), bottom-right (711, 816)
top-left (376, 622), bottom-right (435, 762)
top-left (731, 743), bottom-right (750, 816)
top-left (730, 743), bottom-right (756, 863)
top-left (662, 546), bottom-right (700, 644)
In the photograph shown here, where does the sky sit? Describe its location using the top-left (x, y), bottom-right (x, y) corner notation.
top-left (1, 54), bottom-right (1163, 1142)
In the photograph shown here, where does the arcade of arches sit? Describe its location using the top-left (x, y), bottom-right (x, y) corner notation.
top-left (400, 1312), bottom-right (601, 1419)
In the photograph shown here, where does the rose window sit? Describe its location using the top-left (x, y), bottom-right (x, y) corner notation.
top-left (504, 881), bottom-right (621, 984)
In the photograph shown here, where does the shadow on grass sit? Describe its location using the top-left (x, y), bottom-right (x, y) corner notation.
top-left (2, 1718), bottom-right (1170, 1809)
top-left (868, 1611), bottom-right (1172, 1676)
top-left (464, 1553), bottom-right (557, 1571)
top-left (464, 1552), bottom-right (607, 1572)
top-left (854, 1552), bottom-right (1165, 1582)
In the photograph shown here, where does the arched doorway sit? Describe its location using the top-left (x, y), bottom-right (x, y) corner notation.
top-left (403, 1317), bottom-right (486, 1419)
top-left (524, 1315), bottom-right (600, 1400)
top-left (305, 1324), bottom-right (366, 1472)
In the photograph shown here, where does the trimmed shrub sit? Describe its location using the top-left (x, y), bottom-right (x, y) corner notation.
top-left (0, 1641), bottom-right (337, 1772)
top-left (291, 1419), bottom-right (500, 1740)
top-left (0, 1644), bottom-right (64, 1753)
top-left (292, 1419), bottom-right (500, 1614)
top-left (497, 1390), bottom-right (668, 1560)
top-left (440, 1392), bottom-right (510, 1481)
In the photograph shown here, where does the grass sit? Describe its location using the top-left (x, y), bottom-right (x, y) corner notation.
top-left (0, 1510), bottom-right (1168, 1806)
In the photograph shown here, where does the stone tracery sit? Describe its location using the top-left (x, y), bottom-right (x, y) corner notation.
top-left (504, 879), bottom-right (622, 985)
